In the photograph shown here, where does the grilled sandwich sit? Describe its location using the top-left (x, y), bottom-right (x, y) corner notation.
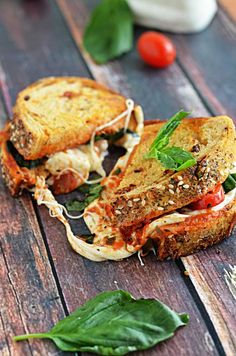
top-left (39, 113), bottom-right (236, 262)
top-left (0, 77), bottom-right (143, 195)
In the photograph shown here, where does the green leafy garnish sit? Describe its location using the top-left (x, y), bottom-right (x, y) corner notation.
top-left (13, 290), bottom-right (189, 355)
top-left (66, 183), bottom-right (103, 212)
top-left (95, 128), bottom-right (135, 143)
top-left (113, 167), bottom-right (122, 175)
top-left (146, 110), bottom-right (197, 171)
top-left (7, 141), bottom-right (43, 169)
top-left (223, 174), bottom-right (236, 193)
top-left (83, 0), bottom-right (133, 64)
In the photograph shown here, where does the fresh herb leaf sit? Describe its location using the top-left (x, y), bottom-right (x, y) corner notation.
top-left (147, 110), bottom-right (190, 155)
top-left (146, 110), bottom-right (197, 171)
top-left (7, 141), bottom-right (43, 169)
top-left (95, 128), bottom-right (135, 143)
top-left (160, 147), bottom-right (197, 172)
top-left (83, 0), bottom-right (133, 64)
top-left (156, 151), bottom-right (177, 170)
top-left (66, 183), bottom-right (103, 212)
top-left (223, 174), bottom-right (236, 193)
top-left (113, 168), bottom-right (122, 175)
top-left (66, 200), bottom-right (85, 212)
top-left (13, 290), bottom-right (189, 355)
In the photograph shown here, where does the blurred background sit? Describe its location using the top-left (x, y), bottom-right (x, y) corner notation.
top-left (0, 0), bottom-right (235, 120)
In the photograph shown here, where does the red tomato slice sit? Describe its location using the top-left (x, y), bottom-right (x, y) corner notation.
top-left (137, 31), bottom-right (176, 68)
top-left (190, 184), bottom-right (225, 210)
top-left (52, 171), bottom-right (83, 195)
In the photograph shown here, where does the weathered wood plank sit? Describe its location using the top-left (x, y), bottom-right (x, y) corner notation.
top-left (57, 0), bottom-right (208, 118)
top-left (0, 103), bottom-right (68, 355)
top-left (40, 207), bottom-right (218, 356)
top-left (0, 0), bottom-right (219, 354)
top-left (57, 1), bottom-right (236, 355)
top-left (169, 8), bottom-right (236, 120)
top-left (219, 0), bottom-right (236, 21)
top-left (0, 0), bottom-right (233, 354)
top-left (182, 239), bottom-right (236, 356)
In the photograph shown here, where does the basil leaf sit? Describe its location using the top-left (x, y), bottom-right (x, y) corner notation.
top-left (95, 128), bottom-right (135, 143)
top-left (66, 183), bottom-right (103, 212)
top-left (161, 147), bottom-right (197, 171)
top-left (145, 110), bottom-right (196, 172)
top-left (223, 174), bottom-right (236, 193)
top-left (66, 200), bottom-right (85, 212)
top-left (13, 290), bottom-right (189, 355)
top-left (175, 158), bottom-right (197, 171)
top-left (83, 0), bottom-right (133, 64)
top-left (232, 173), bottom-right (236, 180)
top-left (147, 110), bottom-right (190, 155)
top-left (157, 151), bottom-right (178, 170)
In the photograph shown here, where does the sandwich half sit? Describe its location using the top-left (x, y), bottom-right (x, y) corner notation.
top-left (0, 77), bottom-right (143, 195)
top-left (41, 114), bottom-right (236, 261)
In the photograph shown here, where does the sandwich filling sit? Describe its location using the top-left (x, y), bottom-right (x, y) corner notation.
top-left (80, 162), bottom-right (236, 259)
top-left (2, 99), bottom-right (143, 195)
top-left (33, 101), bottom-right (144, 261)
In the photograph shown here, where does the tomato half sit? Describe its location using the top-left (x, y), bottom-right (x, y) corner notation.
top-left (137, 31), bottom-right (176, 68)
top-left (189, 184), bottom-right (225, 210)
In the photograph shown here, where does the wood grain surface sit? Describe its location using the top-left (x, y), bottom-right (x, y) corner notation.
top-left (0, 97), bottom-right (69, 354)
top-left (219, 0), bottom-right (236, 21)
top-left (0, 0), bottom-right (235, 355)
top-left (57, 1), bottom-right (236, 355)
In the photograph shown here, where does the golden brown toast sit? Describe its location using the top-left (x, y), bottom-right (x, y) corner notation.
top-left (109, 116), bottom-right (236, 227)
top-left (1, 140), bottom-right (47, 195)
top-left (150, 198), bottom-right (236, 259)
top-left (10, 77), bottom-right (137, 160)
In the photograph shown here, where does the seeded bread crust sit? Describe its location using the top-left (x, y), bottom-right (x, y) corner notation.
top-left (150, 198), bottom-right (236, 259)
top-left (11, 77), bottom-right (136, 160)
top-left (0, 141), bottom-right (47, 195)
top-left (110, 116), bottom-right (236, 227)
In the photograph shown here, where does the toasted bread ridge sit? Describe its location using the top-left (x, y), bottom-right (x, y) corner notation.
top-left (151, 198), bottom-right (236, 259)
top-left (110, 116), bottom-right (236, 226)
top-left (10, 77), bottom-right (134, 159)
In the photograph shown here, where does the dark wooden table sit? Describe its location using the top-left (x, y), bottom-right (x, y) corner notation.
top-left (0, 1), bottom-right (236, 355)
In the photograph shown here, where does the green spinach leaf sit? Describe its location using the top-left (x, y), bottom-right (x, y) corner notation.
top-left (7, 141), bottom-right (43, 169)
top-left (13, 290), bottom-right (189, 355)
top-left (83, 0), bottom-right (133, 64)
top-left (223, 174), bottom-right (236, 193)
top-left (95, 128), bottom-right (136, 143)
top-left (66, 183), bottom-right (103, 212)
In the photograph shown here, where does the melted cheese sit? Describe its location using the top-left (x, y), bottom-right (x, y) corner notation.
top-left (45, 100), bottom-right (143, 186)
top-left (33, 100), bottom-right (144, 261)
top-left (84, 187), bottom-right (236, 260)
top-left (45, 140), bottom-right (108, 183)
top-left (34, 176), bottom-right (135, 261)
top-left (181, 188), bottom-right (236, 216)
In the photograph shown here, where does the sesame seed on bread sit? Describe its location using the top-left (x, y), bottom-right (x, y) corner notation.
top-left (109, 116), bottom-right (236, 227)
top-left (150, 197), bottom-right (236, 259)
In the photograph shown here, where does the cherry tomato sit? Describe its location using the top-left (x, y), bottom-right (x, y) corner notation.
top-left (137, 31), bottom-right (176, 68)
top-left (190, 184), bottom-right (225, 210)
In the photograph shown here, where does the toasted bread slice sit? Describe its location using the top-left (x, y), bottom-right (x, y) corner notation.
top-left (149, 198), bottom-right (236, 259)
top-left (10, 77), bottom-right (137, 160)
top-left (109, 116), bottom-right (236, 227)
top-left (1, 140), bottom-right (47, 195)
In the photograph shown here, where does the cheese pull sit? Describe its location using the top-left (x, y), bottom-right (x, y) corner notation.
top-left (128, 0), bottom-right (217, 33)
